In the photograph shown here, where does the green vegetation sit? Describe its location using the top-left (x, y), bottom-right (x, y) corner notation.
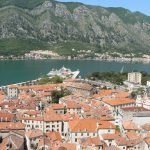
top-left (116, 125), bottom-right (120, 132)
top-left (0, 0), bottom-right (150, 57)
top-left (62, 2), bottom-right (83, 13)
top-left (88, 71), bottom-right (150, 85)
top-left (0, 0), bottom-right (54, 9)
top-left (108, 7), bottom-right (150, 24)
top-left (130, 87), bottom-right (145, 99)
top-left (0, 38), bottom-right (99, 56)
top-left (0, 38), bottom-right (51, 56)
top-left (64, 106), bottom-right (67, 114)
top-left (51, 87), bottom-right (71, 103)
top-left (49, 41), bottom-right (98, 57)
top-left (88, 72), bottom-right (127, 85)
top-left (36, 75), bottom-right (51, 85)
top-left (140, 71), bottom-right (150, 85)
top-left (50, 76), bottom-right (63, 84)
top-left (36, 75), bottom-right (63, 85)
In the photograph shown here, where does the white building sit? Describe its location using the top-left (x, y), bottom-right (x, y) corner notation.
top-left (7, 85), bottom-right (18, 99)
top-left (147, 81), bottom-right (150, 87)
top-left (19, 113), bottom-right (63, 134)
top-left (68, 119), bottom-right (116, 143)
top-left (68, 119), bottom-right (98, 143)
top-left (128, 72), bottom-right (142, 85)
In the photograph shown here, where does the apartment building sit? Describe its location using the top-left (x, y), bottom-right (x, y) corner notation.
top-left (128, 72), bottom-right (142, 84)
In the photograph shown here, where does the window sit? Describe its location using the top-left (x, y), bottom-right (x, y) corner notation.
top-left (81, 133), bottom-right (83, 136)
top-left (87, 133), bottom-right (89, 136)
top-left (75, 133), bottom-right (77, 136)
top-left (75, 138), bottom-right (77, 142)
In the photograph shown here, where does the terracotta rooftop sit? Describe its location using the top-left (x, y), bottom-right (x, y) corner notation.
top-left (51, 104), bottom-right (64, 110)
top-left (103, 98), bottom-right (135, 106)
top-left (145, 137), bottom-right (150, 146)
top-left (123, 121), bottom-right (141, 130)
top-left (61, 113), bottom-right (80, 122)
top-left (93, 90), bottom-right (113, 99)
top-left (66, 82), bottom-right (93, 91)
top-left (26, 129), bottom-right (43, 139)
top-left (98, 121), bottom-right (116, 129)
top-left (46, 131), bottom-right (62, 142)
top-left (115, 137), bottom-right (127, 146)
top-left (142, 123), bottom-right (150, 131)
top-left (0, 111), bottom-right (14, 121)
top-left (127, 132), bottom-right (141, 140)
top-left (0, 122), bottom-right (25, 130)
top-left (0, 135), bottom-right (24, 150)
top-left (122, 107), bottom-right (149, 112)
top-left (102, 133), bottom-right (119, 140)
top-left (69, 119), bottom-right (98, 132)
top-left (65, 101), bottom-right (81, 109)
top-left (80, 137), bottom-right (104, 147)
top-left (56, 143), bottom-right (77, 150)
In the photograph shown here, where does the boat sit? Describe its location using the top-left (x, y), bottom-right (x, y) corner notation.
top-left (47, 66), bottom-right (80, 79)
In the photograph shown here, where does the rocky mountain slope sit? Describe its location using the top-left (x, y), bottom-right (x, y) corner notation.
top-left (0, 0), bottom-right (150, 56)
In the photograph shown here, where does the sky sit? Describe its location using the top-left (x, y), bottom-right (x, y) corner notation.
top-left (58, 0), bottom-right (150, 16)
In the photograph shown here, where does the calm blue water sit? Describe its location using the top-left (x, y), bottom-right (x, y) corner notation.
top-left (0, 59), bottom-right (150, 86)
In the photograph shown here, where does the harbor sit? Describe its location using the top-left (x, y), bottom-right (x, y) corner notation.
top-left (0, 66), bottom-right (80, 90)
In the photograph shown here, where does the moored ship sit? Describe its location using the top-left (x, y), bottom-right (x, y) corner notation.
top-left (47, 66), bottom-right (80, 79)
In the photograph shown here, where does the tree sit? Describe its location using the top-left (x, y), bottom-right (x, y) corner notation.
top-left (36, 75), bottom-right (63, 85)
top-left (51, 90), bottom-right (62, 103)
top-left (37, 75), bottom-right (51, 85)
top-left (50, 76), bottom-right (63, 84)
top-left (51, 88), bottom-right (71, 104)
top-left (136, 87), bottom-right (145, 95)
top-left (130, 91), bottom-right (136, 99)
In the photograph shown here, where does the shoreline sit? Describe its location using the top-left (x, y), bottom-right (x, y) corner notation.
top-left (1, 56), bottom-right (150, 64)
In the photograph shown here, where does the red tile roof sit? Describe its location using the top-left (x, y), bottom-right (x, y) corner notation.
top-left (0, 122), bottom-right (25, 130)
top-left (123, 121), bottom-right (141, 130)
top-left (103, 98), bottom-right (135, 106)
top-left (69, 119), bottom-right (97, 132)
top-left (46, 131), bottom-right (62, 142)
top-left (98, 121), bottom-right (116, 129)
top-left (26, 129), bottom-right (43, 139)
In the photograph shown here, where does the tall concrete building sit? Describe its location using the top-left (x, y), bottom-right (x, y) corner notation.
top-left (128, 72), bottom-right (142, 84)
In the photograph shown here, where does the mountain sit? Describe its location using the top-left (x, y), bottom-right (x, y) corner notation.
top-left (0, 0), bottom-right (150, 57)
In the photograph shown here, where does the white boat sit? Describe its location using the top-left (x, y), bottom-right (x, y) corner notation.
top-left (47, 66), bottom-right (80, 79)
